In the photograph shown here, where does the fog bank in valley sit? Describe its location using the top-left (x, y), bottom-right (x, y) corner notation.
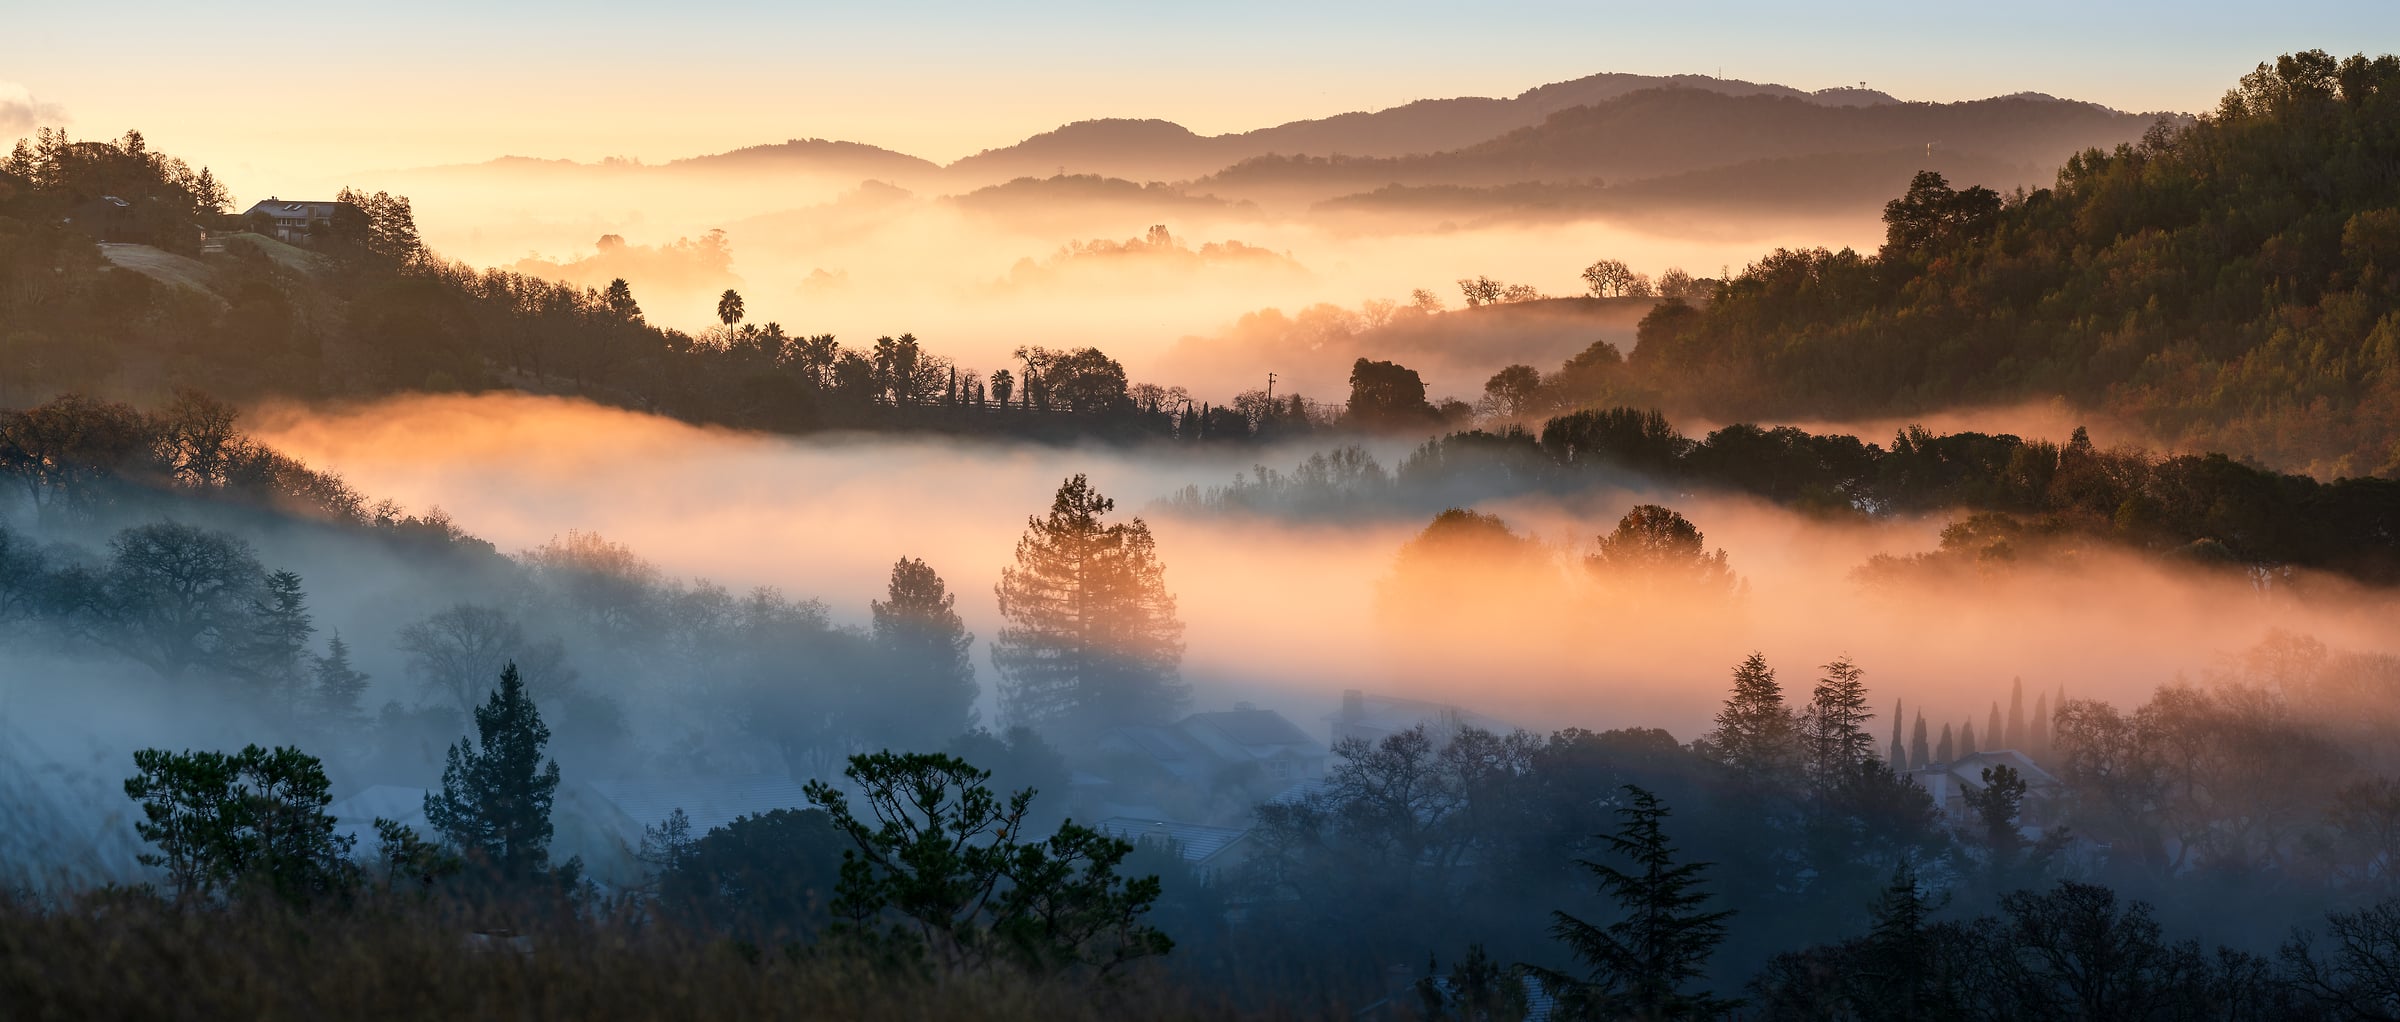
top-left (253, 393), bottom-right (2400, 739)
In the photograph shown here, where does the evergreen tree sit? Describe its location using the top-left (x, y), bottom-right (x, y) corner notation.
top-left (2029, 692), bottom-right (2051, 758)
top-left (993, 475), bottom-right (1187, 738)
top-left (1704, 652), bottom-right (1796, 782)
top-left (1800, 656), bottom-right (1874, 799)
top-left (423, 662), bottom-right (563, 884)
top-left (304, 632), bottom-right (371, 731)
top-left (1960, 720), bottom-right (1980, 758)
top-left (1527, 785), bottom-right (1737, 1021)
top-left (871, 557), bottom-right (979, 747)
top-left (1935, 723), bottom-right (1955, 764)
top-left (1887, 700), bottom-right (1904, 770)
top-left (1851, 858), bottom-right (1950, 1020)
top-left (124, 744), bottom-right (355, 904)
top-left (1986, 702), bottom-right (2004, 753)
top-left (1909, 712), bottom-right (1930, 770)
top-left (2005, 677), bottom-right (2026, 749)
top-left (244, 569), bottom-right (313, 716)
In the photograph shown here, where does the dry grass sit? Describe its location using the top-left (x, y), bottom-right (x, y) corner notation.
top-left (0, 891), bottom-right (1319, 1022)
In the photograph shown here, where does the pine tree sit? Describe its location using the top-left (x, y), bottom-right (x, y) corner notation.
top-left (1705, 652), bottom-right (1796, 781)
top-left (244, 569), bottom-right (314, 717)
top-left (1909, 712), bottom-right (1930, 770)
top-left (993, 475), bottom-right (1187, 738)
top-left (423, 662), bottom-right (563, 884)
top-left (304, 632), bottom-right (371, 730)
top-left (1800, 656), bottom-right (1874, 800)
top-left (871, 557), bottom-right (979, 747)
top-left (1527, 785), bottom-right (1737, 1020)
top-left (1851, 858), bottom-right (1948, 1019)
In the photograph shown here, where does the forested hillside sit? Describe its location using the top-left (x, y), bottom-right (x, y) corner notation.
top-left (1624, 51), bottom-right (2400, 478)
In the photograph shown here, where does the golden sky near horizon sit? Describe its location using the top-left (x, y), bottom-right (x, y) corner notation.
top-left (6, 1), bottom-right (2392, 189)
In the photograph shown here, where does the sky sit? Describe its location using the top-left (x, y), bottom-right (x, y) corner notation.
top-left (5, 1), bottom-right (2394, 186)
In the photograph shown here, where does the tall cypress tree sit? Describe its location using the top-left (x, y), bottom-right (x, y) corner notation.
top-left (2029, 692), bottom-right (2052, 758)
top-left (423, 662), bottom-right (562, 884)
top-left (1528, 785), bottom-right (1737, 1020)
top-left (1934, 723), bottom-right (1955, 764)
top-left (1909, 712), bottom-right (1930, 771)
top-left (2005, 677), bottom-right (2026, 749)
top-left (1960, 720), bottom-right (1979, 758)
top-left (993, 475), bottom-right (1187, 738)
top-left (1985, 702), bottom-right (2004, 753)
top-left (1887, 700), bottom-right (1904, 769)
top-left (1705, 652), bottom-right (1797, 782)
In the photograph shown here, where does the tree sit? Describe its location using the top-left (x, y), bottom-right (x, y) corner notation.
top-left (656, 808), bottom-right (850, 939)
top-left (93, 521), bottom-right (270, 680)
top-left (993, 475), bottom-right (1187, 739)
top-left (304, 632), bottom-right (371, 731)
top-left (802, 750), bottom-right (1171, 979)
top-left (716, 288), bottom-right (745, 329)
top-left (1582, 259), bottom-right (1637, 298)
top-left (871, 557), bottom-right (979, 747)
top-left (422, 662), bottom-right (565, 884)
top-left (1528, 785), bottom-right (1736, 1020)
top-left (397, 604), bottom-right (572, 715)
top-left (1879, 170), bottom-right (2001, 260)
top-left (1705, 653), bottom-right (1797, 782)
top-left (124, 744), bottom-right (356, 904)
top-left (1910, 712), bottom-right (1930, 769)
top-left (1483, 364), bottom-right (1544, 419)
top-left (1042, 347), bottom-right (1131, 414)
top-left (602, 278), bottom-right (643, 322)
top-left (1587, 504), bottom-right (1739, 598)
top-left (242, 569), bottom-right (313, 712)
top-left (1801, 657), bottom-right (1875, 801)
top-left (1346, 358), bottom-right (1437, 430)
top-left (1656, 268), bottom-right (1698, 301)
top-left (1458, 276), bottom-right (1505, 307)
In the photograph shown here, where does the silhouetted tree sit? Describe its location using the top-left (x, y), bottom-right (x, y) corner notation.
top-left (303, 632), bottom-right (371, 731)
top-left (423, 662), bottom-right (564, 884)
top-left (1587, 504), bottom-right (1739, 598)
top-left (1705, 653), bottom-right (1797, 782)
top-left (124, 744), bottom-right (355, 903)
top-left (1528, 785), bottom-right (1736, 1020)
top-left (802, 750), bottom-right (1171, 978)
top-left (993, 475), bottom-right (1186, 739)
top-left (872, 557), bottom-right (978, 747)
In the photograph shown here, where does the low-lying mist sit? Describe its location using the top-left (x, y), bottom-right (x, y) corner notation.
top-left (341, 162), bottom-right (1878, 400)
top-left (250, 393), bottom-right (2400, 741)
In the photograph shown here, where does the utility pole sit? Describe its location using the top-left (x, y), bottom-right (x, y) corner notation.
top-left (1267, 372), bottom-right (1276, 402)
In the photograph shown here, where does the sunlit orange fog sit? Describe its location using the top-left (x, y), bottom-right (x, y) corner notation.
top-left (252, 393), bottom-right (2400, 742)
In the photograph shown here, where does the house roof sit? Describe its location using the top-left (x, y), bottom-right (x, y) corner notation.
top-left (1182, 709), bottom-right (1315, 749)
top-left (241, 198), bottom-right (348, 219)
top-left (1094, 817), bottom-right (1252, 865)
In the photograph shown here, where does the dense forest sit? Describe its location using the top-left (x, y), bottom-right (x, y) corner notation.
top-left (1597, 51), bottom-right (2400, 479)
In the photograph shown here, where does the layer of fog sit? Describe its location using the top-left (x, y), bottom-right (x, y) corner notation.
top-left (252, 393), bottom-right (2400, 743)
top-left (319, 163), bottom-right (1879, 399)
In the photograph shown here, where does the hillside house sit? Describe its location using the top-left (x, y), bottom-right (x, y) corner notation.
top-left (241, 196), bottom-right (361, 243)
top-left (1097, 706), bottom-right (1329, 788)
top-left (1905, 749), bottom-right (2065, 831)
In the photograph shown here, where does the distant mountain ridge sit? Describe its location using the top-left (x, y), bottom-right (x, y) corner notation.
top-left (943, 71), bottom-right (1919, 184)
